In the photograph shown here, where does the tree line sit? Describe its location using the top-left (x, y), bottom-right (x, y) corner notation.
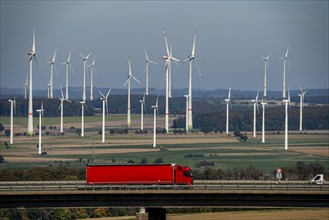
top-left (173, 106), bottom-right (329, 132)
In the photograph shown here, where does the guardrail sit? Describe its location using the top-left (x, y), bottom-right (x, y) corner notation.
top-left (0, 180), bottom-right (328, 192)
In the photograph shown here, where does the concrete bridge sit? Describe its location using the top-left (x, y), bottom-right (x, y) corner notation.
top-left (1, 181), bottom-right (328, 220)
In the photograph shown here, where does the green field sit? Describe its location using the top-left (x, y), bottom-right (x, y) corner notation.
top-left (0, 116), bottom-right (328, 173)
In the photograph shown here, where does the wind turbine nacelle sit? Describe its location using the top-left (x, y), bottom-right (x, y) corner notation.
top-left (162, 56), bottom-right (169, 60)
top-left (225, 99), bottom-right (230, 102)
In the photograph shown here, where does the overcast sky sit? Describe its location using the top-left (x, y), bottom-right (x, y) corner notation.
top-left (1, 1), bottom-right (328, 92)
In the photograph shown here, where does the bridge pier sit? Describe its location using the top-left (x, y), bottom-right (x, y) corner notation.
top-left (146, 208), bottom-right (166, 220)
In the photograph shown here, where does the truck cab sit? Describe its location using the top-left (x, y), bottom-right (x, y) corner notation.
top-left (175, 165), bottom-right (193, 185)
top-left (310, 174), bottom-right (325, 184)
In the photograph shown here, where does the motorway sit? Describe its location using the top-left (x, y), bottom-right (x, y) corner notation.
top-left (0, 180), bottom-right (328, 192)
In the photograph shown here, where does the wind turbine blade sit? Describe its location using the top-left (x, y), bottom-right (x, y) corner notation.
top-left (156, 95), bottom-right (159, 107)
top-left (266, 53), bottom-right (271, 60)
top-left (128, 58), bottom-right (132, 75)
top-left (123, 78), bottom-right (129, 87)
top-left (132, 75), bottom-right (141, 84)
top-left (65, 99), bottom-right (72, 103)
top-left (144, 63), bottom-right (148, 74)
top-left (58, 103), bottom-right (62, 111)
top-left (256, 90), bottom-right (259, 101)
top-left (191, 31), bottom-right (196, 57)
top-left (193, 59), bottom-right (202, 76)
top-left (144, 49), bottom-right (149, 61)
top-left (299, 84), bottom-right (303, 93)
top-left (163, 30), bottom-right (170, 56)
top-left (69, 63), bottom-right (75, 74)
top-left (106, 88), bottom-right (111, 98)
top-left (285, 45), bottom-right (289, 58)
top-left (86, 52), bottom-right (92, 60)
top-left (52, 49), bottom-right (57, 63)
top-left (149, 60), bottom-right (157, 64)
top-left (32, 23), bottom-right (36, 52)
top-left (79, 52), bottom-right (85, 59)
top-left (228, 87), bottom-right (231, 99)
top-left (68, 49), bottom-right (72, 62)
top-left (93, 66), bottom-right (98, 76)
top-left (99, 90), bottom-right (105, 98)
top-left (92, 56), bottom-right (96, 66)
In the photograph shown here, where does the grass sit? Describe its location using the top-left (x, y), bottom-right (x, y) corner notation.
top-left (0, 115), bottom-right (328, 172)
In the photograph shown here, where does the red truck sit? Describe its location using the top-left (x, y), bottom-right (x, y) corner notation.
top-left (86, 163), bottom-right (193, 185)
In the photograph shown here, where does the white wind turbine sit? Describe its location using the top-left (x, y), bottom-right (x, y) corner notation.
top-left (261, 53), bottom-right (271, 97)
top-left (280, 46), bottom-right (290, 98)
top-left (225, 87), bottom-right (232, 134)
top-left (251, 91), bottom-right (259, 138)
top-left (124, 58), bottom-right (141, 128)
top-left (46, 49), bottom-right (57, 99)
top-left (144, 50), bottom-right (157, 96)
top-left (283, 90), bottom-right (290, 150)
top-left (89, 56), bottom-right (97, 101)
top-left (183, 31), bottom-right (202, 131)
top-left (298, 86), bottom-right (307, 131)
top-left (36, 102), bottom-right (44, 155)
top-left (152, 96), bottom-right (159, 147)
top-left (61, 49), bottom-right (75, 99)
top-left (261, 97), bottom-right (268, 143)
top-left (162, 30), bottom-right (181, 132)
top-left (184, 95), bottom-right (189, 132)
top-left (99, 89), bottom-right (111, 143)
top-left (27, 23), bottom-right (38, 135)
top-left (80, 100), bottom-right (85, 137)
top-left (8, 99), bottom-right (16, 144)
top-left (80, 52), bottom-right (92, 101)
top-left (23, 75), bottom-right (28, 99)
top-left (58, 85), bottom-right (72, 133)
top-left (139, 94), bottom-right (146, 131)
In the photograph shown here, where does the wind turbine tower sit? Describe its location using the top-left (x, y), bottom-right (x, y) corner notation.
top-left (61, 50), bottom-right (75, 99)
top-left (23, 75), bottom-right (28, 99)
top-left (298, 86), bottom-right (307, 131)
top-left (80, 100), bottom-right (85, 137)
top-left (280, 46), bottom-right (289, 98)
top-left (100, 89), bottom-right (111, 143)
top-left (184, 31), bottom-right (202, 131)
top-left (27, 23), bottom-right (38, 136)
top-left (80, 52), bottom-right (92, 101)
top-left (283, 90), bottom-right (290, 150)
top-left (152, 96), bottom-right (159, 147)
top-left (251, 91), bottom-right (259, 138)
top-left (36, 102), bottom-right (44, 155)
top-left (261, 98), bottom-right (267, 143)
top-left (225, 87), bottom-right (231, 134)
top-left (124, 58), bottom-right (141, 128)
top-left (8, 99), bottom-right (15, 144)
top-left (46, 49), bottom-right (57, 99)
top-left (184, 95), bottom-right (189, 132)
top-left (89, 57), bottom-right (96, 101)
top-left (59, 86), bottom-right (71, 133)
top-left (139, 94), bottom-right (146, 131)
top-left (261, 54), bottom-right (271, 97)
top-left (144, 50), bottom-right (157, 96)
top-left (162, 30), bottom-right (180, 133)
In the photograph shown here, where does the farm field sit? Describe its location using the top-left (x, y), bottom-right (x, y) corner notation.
top-left (0, 116), bottom-right (328, 172)
top-left (83, 209), bottom-right (329, 220)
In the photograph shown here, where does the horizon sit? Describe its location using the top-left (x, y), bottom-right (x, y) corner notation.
top-left (1, 1), bottom-right (328, 91)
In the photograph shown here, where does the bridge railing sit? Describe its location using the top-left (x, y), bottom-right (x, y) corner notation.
top-left (0, 180), bottom-right (327, 192)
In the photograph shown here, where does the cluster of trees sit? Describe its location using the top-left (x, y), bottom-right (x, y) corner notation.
top-left (191, 162), bottom-right (326, 181)
top-left (0, 207), bottom-right (138, 220)
top-left (173, 106), bottom-right (329, 133)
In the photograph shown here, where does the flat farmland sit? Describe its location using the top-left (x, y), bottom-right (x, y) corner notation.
top-left (0, 116), bottom-right (328, 171)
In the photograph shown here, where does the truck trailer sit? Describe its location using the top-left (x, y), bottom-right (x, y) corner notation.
top-left (86, 164), bottom-right (193, 185)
